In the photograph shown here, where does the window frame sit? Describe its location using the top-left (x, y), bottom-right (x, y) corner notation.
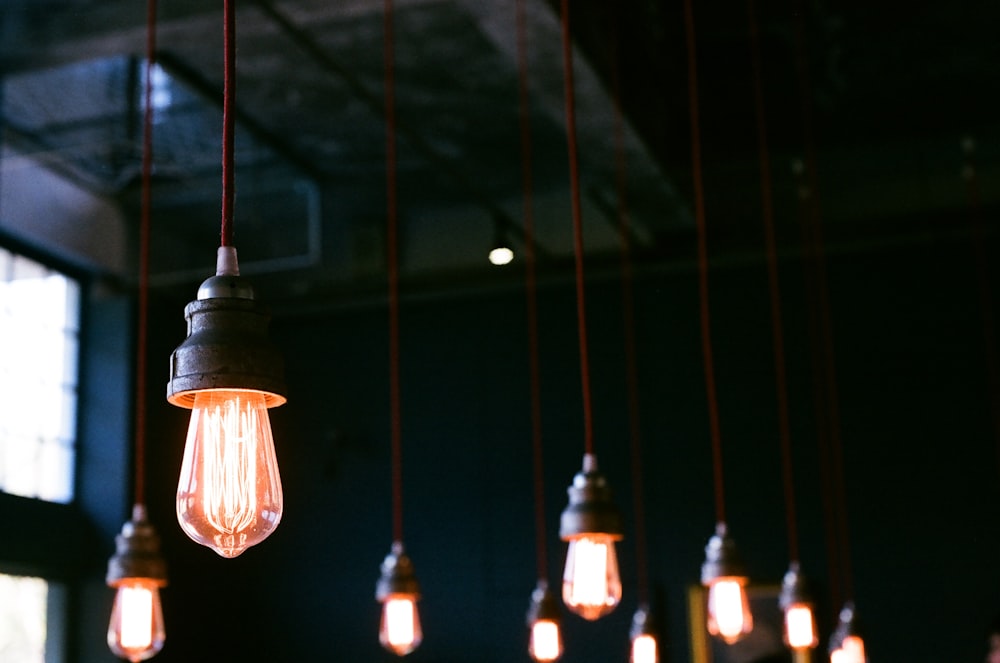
top-left (0, 230), bottom-right (133, 663)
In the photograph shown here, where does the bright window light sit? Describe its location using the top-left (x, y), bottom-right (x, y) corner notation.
top-left (0, 247), bottom-right (80, 503)
top-left (0, 573), bottom-right (48, 663)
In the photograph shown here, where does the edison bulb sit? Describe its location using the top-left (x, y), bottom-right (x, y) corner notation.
top-left (176, 389), bottom-right (282, 557)
top-left (379, 595), bottom-right (422, 656)
top-left (784, 603), bottom-right (818, 650)
top-left (631, 633), bottom-right (658, 663)
top-left (831, 636), bottom-right (866, 663)
top-left (706, 578), bottom-right (752, 643)
top-left (562, 535), bottom-right (622, 620)
top-left (107, 580), bottom-right (165, 662)
top-left (529, 619), bottom-right (562, 662)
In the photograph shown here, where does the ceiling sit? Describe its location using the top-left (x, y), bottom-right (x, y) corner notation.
top-left (0, 0), bottom-right (997, 306)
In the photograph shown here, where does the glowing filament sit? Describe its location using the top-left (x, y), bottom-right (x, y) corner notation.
top-left (562, 535), bottom-right (622, 620)
top-left (631, 634), bottom-right (658, 663)
top-left (380, 596), bottom-right (422, 656)
top-left (529, 620), bottom-right (562, 661)
top-left (831, 636), bottom-right (866, 663)
top-left (784, 604), bottom-right (818, 649)
top-left (107, 581), bottom-right (165, 662)
top-left (176, 390), bottom-right (282, 557)
top-left (706, 578), bottom-right (752, 643)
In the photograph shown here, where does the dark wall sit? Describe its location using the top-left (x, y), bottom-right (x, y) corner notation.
top-left (119, 227), bottom-right (1000, 663)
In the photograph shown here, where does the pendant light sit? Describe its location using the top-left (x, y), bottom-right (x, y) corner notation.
top-left (789, 7), bottom-right (871, 656)
top-left (166, 0), bottom-right (286, 559)
top-left (515, 0), bottom-right (562, 657)
top-left (630, 605), bottom-right (658, 663)
top-left (527, 581), bottom-right (563, 662)
top-left (700, 523), bottom-right (752, 643)
top-left (107, 506), bottom-right (167, 661)
top-left (376, 542), bottom-right (422, 656)
top-left (779, 563), bottom-right (818, 651)
top-left (107, 3), bottom-right (167, 657)
top-left (682, 0), bottom-right (752, 643)
top-left (746, 0), bottom-right (819, 652)
top-left (828, 602), bottom-right (867, 663)
top-left (607, 8), bottom-right (660, 658)
top-left (375, 0), bottom-right (422, 655)
top-left (556, 0), bottom-right (624, 622)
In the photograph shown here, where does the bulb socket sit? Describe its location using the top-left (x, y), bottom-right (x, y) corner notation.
top-left (376, 541), bottom-right (421, 601)
top-left (630, 603), bottom-right (657, 641)
top-left (526, 580), bottom-right (560, 626)
top-left (166, 267), bottom-right (286, 408)
top-left (700, 522), bottom-right (746, 585)
top-left (559, 453), bottom-right (623, 540)
top-left (829, 601), bottom-right (864, 650)
top-left (106, 504), bottom-right (168, 587)
top-left (778, 561), bottom-right (812, 609)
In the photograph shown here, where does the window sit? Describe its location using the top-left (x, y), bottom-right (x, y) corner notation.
top-left (0, 247), bottom-right (80, 503)
top-left (0, 573), bottom-right (65, 663)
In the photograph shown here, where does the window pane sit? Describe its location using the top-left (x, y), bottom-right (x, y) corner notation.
top-left (0, 574), bottom-right (47, 663)
top-left (0, 247), bottom-right (79, 503)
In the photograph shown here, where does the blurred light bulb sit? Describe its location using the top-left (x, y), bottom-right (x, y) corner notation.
top-left (562, 535), bottom-right (622, 620)
top-left (830, 636), bottom-right (866, 663)
top-left (631, 634), bottom-right (658, 663)
top-left (829, 601), bottom-right (866, 663)
top-left (706, 578), bottom-right (753, 643)
top-left (376, 542), bottom-right (422, 657)
top-left (176, 389), bottom-right (282, 558)
top-left (107, 580), bottom-right (165, 662)
top-left (527, 581), bottom-right (562, 662)
top-left (785, 603), bottom-right (819, 650)
top-left (630, 604), bottom-right (658, 663)
top-left (529, 619), bottom-right (562, 661)
top-left (380, 595), bottom-right (422, 656)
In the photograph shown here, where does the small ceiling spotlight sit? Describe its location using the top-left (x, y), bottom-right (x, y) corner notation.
top-left (489, 216), bottom-right (515, 265)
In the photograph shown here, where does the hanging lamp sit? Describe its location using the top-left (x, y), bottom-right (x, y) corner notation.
top-left (514, 0), bottom-right (562, 657)
top-left (629, 605), bottom-right (658, 663)
top-left (681, 0), bottom-right (753, 643)
top-left (745, 0), bottom-right (819, 652)
top-left (828, 602), bottom-right (867, 663)
top-left (555, 0), bottom-right (624, 622)
top-left (779, 563), bottom-right (818, 651)
top-left (166, 0), bottom-right (286, 559)
top-left (605, 6), bottom-right (660, 657)
top-left (700, 523), bottom-right (752, 643)
top-left (376, 542), bottom-right (422, 656)
top-left (374, 0), bottom-right (422, 655)
top-left (787, 8), bottom-right (871, 657)
top-left (527, 581), bottom-right (563, 662)
top-left (106, 2), bottom-right (167, 658)
top-left (107, 506), bottom-right (167, 661)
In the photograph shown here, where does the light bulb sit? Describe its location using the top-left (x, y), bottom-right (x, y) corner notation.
top-left (379, 595), bottom-right (422, 656)
top-left (706, 578), bottom-right (753, 643)
top-left (527, 580), bottom-right (562, 662)
top-left (176, 389), bottom-right (282, 558)
top-left (630, 604), bottom-right (658, 663)
top-left (529, 619), bottom-right (562, 661)
top-left (830, 636), bottom-right (866, 663)
top-left (561, 534), bottom-right (622, 620)
top-left (631, 633), bottom-right (658, 663)
top-left (107, 580), bottom-right (165, 662)
top-left (785, 603), bottom-right (819, 650)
